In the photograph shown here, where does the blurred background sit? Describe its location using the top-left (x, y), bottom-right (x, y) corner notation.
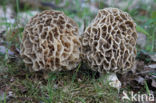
top-left (0, 0), bottom-right (156, 52)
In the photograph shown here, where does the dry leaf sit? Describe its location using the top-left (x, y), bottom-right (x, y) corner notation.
top-left (151, 79), bottom-right (156, 88)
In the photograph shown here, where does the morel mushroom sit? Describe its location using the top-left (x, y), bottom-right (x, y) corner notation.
top-left (20, 10), bottom-right (81, 71)
top-left (82, 8), bottom-right (137, 73)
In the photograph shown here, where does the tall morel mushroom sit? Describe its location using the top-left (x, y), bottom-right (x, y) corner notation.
top-left (82, 8), bottom-right (137, 73)
top-left (81, 8), bottom-right (137, 89)
top-left (20, 10), bottom-right (81, 71)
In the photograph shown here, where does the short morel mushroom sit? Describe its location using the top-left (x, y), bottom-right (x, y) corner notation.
top-left (81, 8), bottom-right (137, 73)
top-left (20, 10), bottom-right (81, 71)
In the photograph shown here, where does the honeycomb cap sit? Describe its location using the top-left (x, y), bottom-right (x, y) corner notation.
top-left (20, 10), bottom-right (81, 71)
top-left (81, 8), bottom-right (137, 73)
